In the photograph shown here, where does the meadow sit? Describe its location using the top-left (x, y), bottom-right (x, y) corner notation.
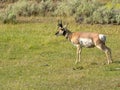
top-left (0, 18), bottom-right (120, 90)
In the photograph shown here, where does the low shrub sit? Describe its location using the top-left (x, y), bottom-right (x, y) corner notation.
top-left (0, 0), bottom-right (56, 23)
top-left (74, 0), bottom-right (102, 24)
top-left (0, 5), bottom-right (17, 24)
top-left (38, 0), bottom-right (56, 16)
top-left (74, 0), bottom-right (120, 24)
top-left (0, 0), bottom-right (120, 24)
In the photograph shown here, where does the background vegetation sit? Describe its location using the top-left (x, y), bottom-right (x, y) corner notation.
top-left (0, 0), bottom-right (120, 24)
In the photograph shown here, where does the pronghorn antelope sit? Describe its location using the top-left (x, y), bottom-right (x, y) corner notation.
top-left (55, 20), bottom-right (112, 64)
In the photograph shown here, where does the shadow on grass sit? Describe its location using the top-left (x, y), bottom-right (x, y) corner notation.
top-left (113, 60), bottom-right (120, 64)
top-left (73, 66), bottom-right (84, 70)
top-left (108, 67), bottom-right (120, 71)
top-left (90, 62), bottom-right (98, 65)
top-left (72, 62), bottom-right (99, 70)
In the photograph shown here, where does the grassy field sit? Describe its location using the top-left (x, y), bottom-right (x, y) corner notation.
top-left (0, 18), bottom-right (120, 90)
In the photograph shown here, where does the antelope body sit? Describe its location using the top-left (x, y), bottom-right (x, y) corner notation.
top-left (55, 21), bottom-right (112, 64)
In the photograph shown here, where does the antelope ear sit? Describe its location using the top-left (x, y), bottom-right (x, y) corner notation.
top-left (63, 25), bottom-right (67, 28)
top-left (58, 20), bottom-right (63, 28)
top-left (63, 23), bottom-right (68, 28)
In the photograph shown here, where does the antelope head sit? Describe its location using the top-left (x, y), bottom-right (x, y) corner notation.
top-left (55, 20), bottom-right (67, 36)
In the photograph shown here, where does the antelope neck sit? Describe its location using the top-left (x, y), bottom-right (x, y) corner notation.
top-left (63, 30), bottom-right (72, 41)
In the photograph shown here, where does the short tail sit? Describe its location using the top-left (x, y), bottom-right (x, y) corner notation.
top-left (99, 34), bottom-right (106, 43)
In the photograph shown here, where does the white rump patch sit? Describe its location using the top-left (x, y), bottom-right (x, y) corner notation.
top-left (79, 38), bottom-right (94, 47)
top-left (99, 34), bottom-right (106, 42)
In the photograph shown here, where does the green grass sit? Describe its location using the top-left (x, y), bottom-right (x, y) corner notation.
top-left (0, 20), bottom-right (120, 90)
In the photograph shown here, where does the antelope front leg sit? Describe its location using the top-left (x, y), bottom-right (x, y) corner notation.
top-left (78, 47), bottom-right (82, 62)
top-left (75, 45), bottom-right (81, 64)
